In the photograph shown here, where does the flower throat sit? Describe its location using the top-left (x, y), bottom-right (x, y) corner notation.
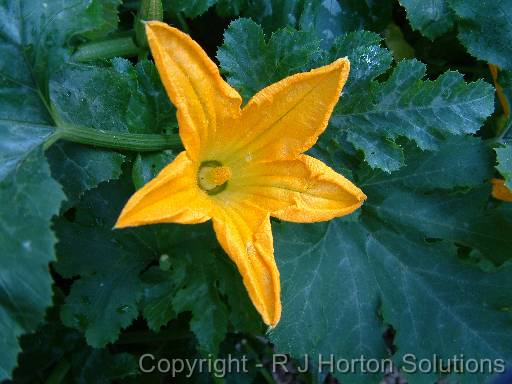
top-left (197, 161), bottom-right (231, 195)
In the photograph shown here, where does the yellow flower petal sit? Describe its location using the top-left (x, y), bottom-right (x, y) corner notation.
top-left (491, 178), bottom-right (512, 202)
top-left (212, 203), bottom-right (281, 326)
top-left (229, 154), bottom-right (366, 222)
top-left (117, 22), bottom-right (366, 327)
top-left (115, 152), bottom-right (212, 227)
top-left (145, 21), bottom-right (242, 160)
top-left (221, 58), bottom-right (350, 164)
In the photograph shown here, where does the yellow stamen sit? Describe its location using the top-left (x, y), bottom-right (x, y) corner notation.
top-left (198, 165), bottom-right (232, 192)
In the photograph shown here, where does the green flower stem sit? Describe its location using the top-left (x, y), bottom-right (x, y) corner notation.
top-left (44, 125), bottom-right (182, 152)
top-left (72, 37), bottom-right (141, 62)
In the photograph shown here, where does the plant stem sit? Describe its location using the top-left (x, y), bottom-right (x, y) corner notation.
top-left (72, 37), bottom-right (140, 62)
top-left (48, 125), bottom-right (181, 152)
top-left (42, 130), bottom-right (65, 151)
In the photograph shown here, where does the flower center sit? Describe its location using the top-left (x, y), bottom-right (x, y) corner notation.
top-left (197, 161), bottom-right (231, 195)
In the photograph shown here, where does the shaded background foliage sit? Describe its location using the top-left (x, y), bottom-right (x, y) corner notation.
top-left (1, 0), bottom-right (512, 383)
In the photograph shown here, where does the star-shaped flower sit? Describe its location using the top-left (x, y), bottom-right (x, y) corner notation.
top-left (116, 21), bottom-right (366, 326)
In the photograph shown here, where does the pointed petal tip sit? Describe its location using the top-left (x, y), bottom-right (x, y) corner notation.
top-left (335, 56), bottom-right (350, 65)
top-left (312, 56), bottom-right (350, 77)
top-left (145, 21), bottom-right (184, 38)
top-left (352, 188), bottom-right (367, 211)
top-left (329, 56), bottom-right (350, 72)
top-left (145, 20), bottom-right (167, 29)
top-left (113, 212), bottom-right (132, 229)
top-left (262, 305), bottom-right (281, 327)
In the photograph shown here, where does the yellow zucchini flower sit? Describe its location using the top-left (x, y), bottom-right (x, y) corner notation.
top-left (116, 21), bottom-right (366, 326)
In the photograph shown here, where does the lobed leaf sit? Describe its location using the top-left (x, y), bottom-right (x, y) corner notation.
top-left (399, 0), bottom-right (455, 40)
top-left (50, 59), bottom-right (177, 135)
top-left (47, 142), bottom-right (125, 206)
top-left (331, 60), bottom-right (495, 172)
top-left (300, 0), bottom-right (393, 48)
top-left (0, 149), bottom-right (65, 380)
top-left (0, 1), bottom-right (123, 378)
top-left (217, 18), bottom-right (322, 101)
top-left (54, 175), bottom-right (154, 347)
top-left (449, 0), bottom-right (512, 71)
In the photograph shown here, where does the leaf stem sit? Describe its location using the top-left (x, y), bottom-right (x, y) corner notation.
top-left (72, 37), bottom-right (141, 62)
top-left (49, 124), bottom-right (182, 152)
top-left (42, 130), bottom-right (65, 151)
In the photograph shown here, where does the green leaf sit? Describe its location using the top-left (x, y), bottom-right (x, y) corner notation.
top-left (0, 148), bottom-right (65, 380)
top-left (165, 0), bottom-right (216, 17)
top-left (449, 0), bottom-right (512, 70)
top-left (217, 18), bottom-right (322, 101)
top-left (218, 21), bottom-right (492, 173)
top-left (47, 142), bottom-right (125, 205)
top-left (496, 144), bottom-right (512, 189)
top-left (55, 176), bottom-right (155, 347)
top-left (331, 60), bottom-right (495, 172)
top-left (0, 122), bottom-right (53, 182)
top-left (171, 253), bottom-right (230, 355)
top-left (56, 172), bottom-right (259, 352)
top-left (0, 0), bottom-right (120, 90)
top-left (217, 20), bottom-right (392, 103)
top-left (326, 31), bottom-right (393, 94)
top-left (361, 138), bottom-right (510, 265)
top-left (236, 0), bottom-right (393, 41)
top-left (132, 150), bottom-right (175, 189)
top-left (399, 0), bottom-right (455, 40)
top-left (371, 186), bottom-right (512, 265)
top-left (270, 133), bottom-right (511, 383)
top-left (141, 266), bottom-right (177, 332)
top-left (360, 136), bottom-right (494, 190)
top-left (0, 1), bottom-right (125, 379)
top-left (269, 220), bottom-right (387, 384)
top-left (60, 267), bottom-right (146, 347)
top-left (299, 0), bottom-right (394, 48)
top-left (0, 0), bottom-right (126, 184)
top-left (140, 224), bottom-right (262, 353)
top-left (14, 302), bottom-right (139, 384)
top-left (50, 59), bottom-right (177, 135)
top-left (239, 0), bottom-right (302, 33)
top-left (271, 219), bottom-right (512, 384)
top-left (0, 0), bottom-right (125, 189)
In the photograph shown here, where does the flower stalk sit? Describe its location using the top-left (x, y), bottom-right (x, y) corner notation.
top-left (72, 37), bottom-right (141, 62)
top-left (43, 124), bottom-right (182, 152)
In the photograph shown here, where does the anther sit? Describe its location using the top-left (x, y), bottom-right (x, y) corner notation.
top-left (198, 161), bottom-right (231, 195)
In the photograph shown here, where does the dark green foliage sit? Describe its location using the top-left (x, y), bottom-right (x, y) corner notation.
top-left (1, 1), bottom-right (512, 383)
